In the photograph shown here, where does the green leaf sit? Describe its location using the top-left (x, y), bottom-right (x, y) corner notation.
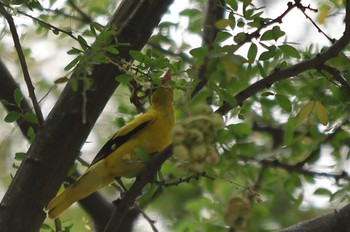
top-left (77, 35), bottom-right (89, 50)
top-left (27, 126), bottom-right (36, 143)
top-left (227, 123), bottom-right (252, 138)
top-left (54, 77), bottom-right (69, 84)
top-left (129, 50), bottom-right (145, 62)
top-left (40, 224), bottom-right (52, 230)
top-left (271, 26), bottom-right (285, 40)
top-left (279, 44), bottom-right (300, 58)
top-left (298, 101), bottom-right (314, 122)
top-left (314, 188), bottom-right (332, 197)
top-left (215, 19), bottom-right (233, 29)
top-left (261, 91), bottom-right (274, 97)
top-left (67, 47), bottom-right (82, 55)
top-left (261, 26), bottom-right (285, 41)
top-left (24, 112), bottom-right (39, 124)
top-left (106, 45), bottom-right (119, 55)
top-left (315, 101), bottom-right (328, 126)
top-left (4, 112), bottom-right (22, 123)
top-left (189, 46), bottom-right (208, 59)
top-left (257, 62), bottom-right (267, 77)
top-left (247, 43), bottom-right (257, 63)
top-left (64, 56), bottom-right (81, 71)
top-left (284, 116), bottom-right (298, 145)
top-left (14, 152), bottom-right (26, 161)
top-left (225, 0), bottom-right (238, 10)
top-left (233, 32), bottom-right (246, 43)
top-left (259, 46), bottom-right (277, 61)
top-left (14, 88), bottom-right (23, 106)
top-left (275, 94), bottom-right (292, 112)
top-left (115, 74), bottom-right (133, 85)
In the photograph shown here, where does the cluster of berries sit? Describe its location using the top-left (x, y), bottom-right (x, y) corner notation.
top-left (172, 103), bottom-right (224, 172)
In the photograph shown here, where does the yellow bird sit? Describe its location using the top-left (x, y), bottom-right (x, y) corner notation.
top-left (46, 75), bottom-right (175, 219)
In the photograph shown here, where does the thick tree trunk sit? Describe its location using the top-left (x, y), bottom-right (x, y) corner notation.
top-left (0, 1), bottom-right (173, 231)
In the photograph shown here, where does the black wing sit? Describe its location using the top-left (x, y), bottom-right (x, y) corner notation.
top-left (89, 120), bottom-right (152, 166)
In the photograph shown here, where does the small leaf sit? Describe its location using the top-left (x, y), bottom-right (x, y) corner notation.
top-left (189, 46), bottom-right (208, 59)
top-left (54, 77), bottom-right (69, 84)
top-left (129, 50), bottom-right (145, 62)
top-left (77, 35), bottom-right (89, 50)
top-left (106, 45), bottom-right (119, 55)
top-left (275, 94), bottom-right (292, 112)
top-left (228, 123), bottom-right (252, 138)
top-left (247, 43), bottom-right (257, 63)
top-left (298, 101), bottom-right (314, 122)
top-left (257, 62), bottom-right (267, 77)
top-left (215, 19), bottom-right (233, 29)
top-left (260, 29), bottom-right (274, 41)
top-left (24, 112), bottom-right (39, 124)
top-left (64, 56), bottom-right (81, 71)
top-left (233, 32), bottom-right (246, 43)
top-left (67, 47), bottom-right (82, 55)
top-left (315, 101), bottom-right (328, 126)
top-left (261, 91), bottom-right (274, 97)
top-left (279, 44), bottom-right (300, 58)
top-left (116, 74), bottom-right (133, 85)
top-left (314, 188), bottom-right (332, 197)
top-left (4, 112), bottom-right (22, 123)
top-left (27, 126), bottom-right (36, 143)
top-left (284, 116), bottom-right (298, 145)
top-left (271, 26), bottom-right (285, 41)
top-left (41, 224), bottom-right (52, 230)
top-left (14, 88), bottom-right (23, 106)
top-left (15, 152), bottom-right (26, 161)
top-left (225, 0), bottom-right (238, 10)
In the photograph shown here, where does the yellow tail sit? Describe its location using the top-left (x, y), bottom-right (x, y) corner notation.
top-left (46, 163), bottom-right (114, 219)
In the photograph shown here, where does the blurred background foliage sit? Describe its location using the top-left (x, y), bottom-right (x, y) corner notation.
top-left (1, 0), bottom-right (350, 231)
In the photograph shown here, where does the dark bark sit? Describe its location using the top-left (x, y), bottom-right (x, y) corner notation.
top-left (0, 59), bottom-right (39, 136)
top-left (0, 1), bottom-right (173, 231)
top-left (280, 204), bottom-right (350, 232)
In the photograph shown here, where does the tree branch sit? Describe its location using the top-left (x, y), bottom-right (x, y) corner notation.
top-left (0, 3), bottom-right (44, 123)
top-left (104, 145), bottom-right (173, 232)
top-left (216, 0), bottom-right (350, 115)
top-left (0, 1), bottom-right (174, 231)
top-left (280, 204), bottom-right (350, 232)
top-left (191, 0), bottom-right (225, 98)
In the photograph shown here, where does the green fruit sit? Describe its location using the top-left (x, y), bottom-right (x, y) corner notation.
top-left (212, 113), bottom-right (225, 129)
top-left (191, 103), bottom-right (213, 115)
top-left (190, 144), bottom-right (207, 160)
top-left (173, 145), bottom-right (190, 161)
top-left (205, 145), bottom-right (220, 163)
top-left (171, 125), bottom-right (187, 145)
top-left (187, 128), bottom-right (204, 144)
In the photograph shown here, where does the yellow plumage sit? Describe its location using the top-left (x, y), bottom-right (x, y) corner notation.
top-left (46, 86), bottom-right (175, 219)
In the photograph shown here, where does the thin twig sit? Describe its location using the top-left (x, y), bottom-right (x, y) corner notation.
top-left (0, 3), bottom-right (44, 123)
top-left (241, 156), bottom-right (350, 182)
top-left (320, 64), bottom-right (350, 94)
top-left (135, 205), bottom-right (158, 232)
top-left (67, 0), bottom-right (92, 23)
top-left (152, 171), bottom-right (215, 187)
top-left (191, 0), bottom-right (225, 98)
top-left (16, 9), bottom-right (82, 44)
